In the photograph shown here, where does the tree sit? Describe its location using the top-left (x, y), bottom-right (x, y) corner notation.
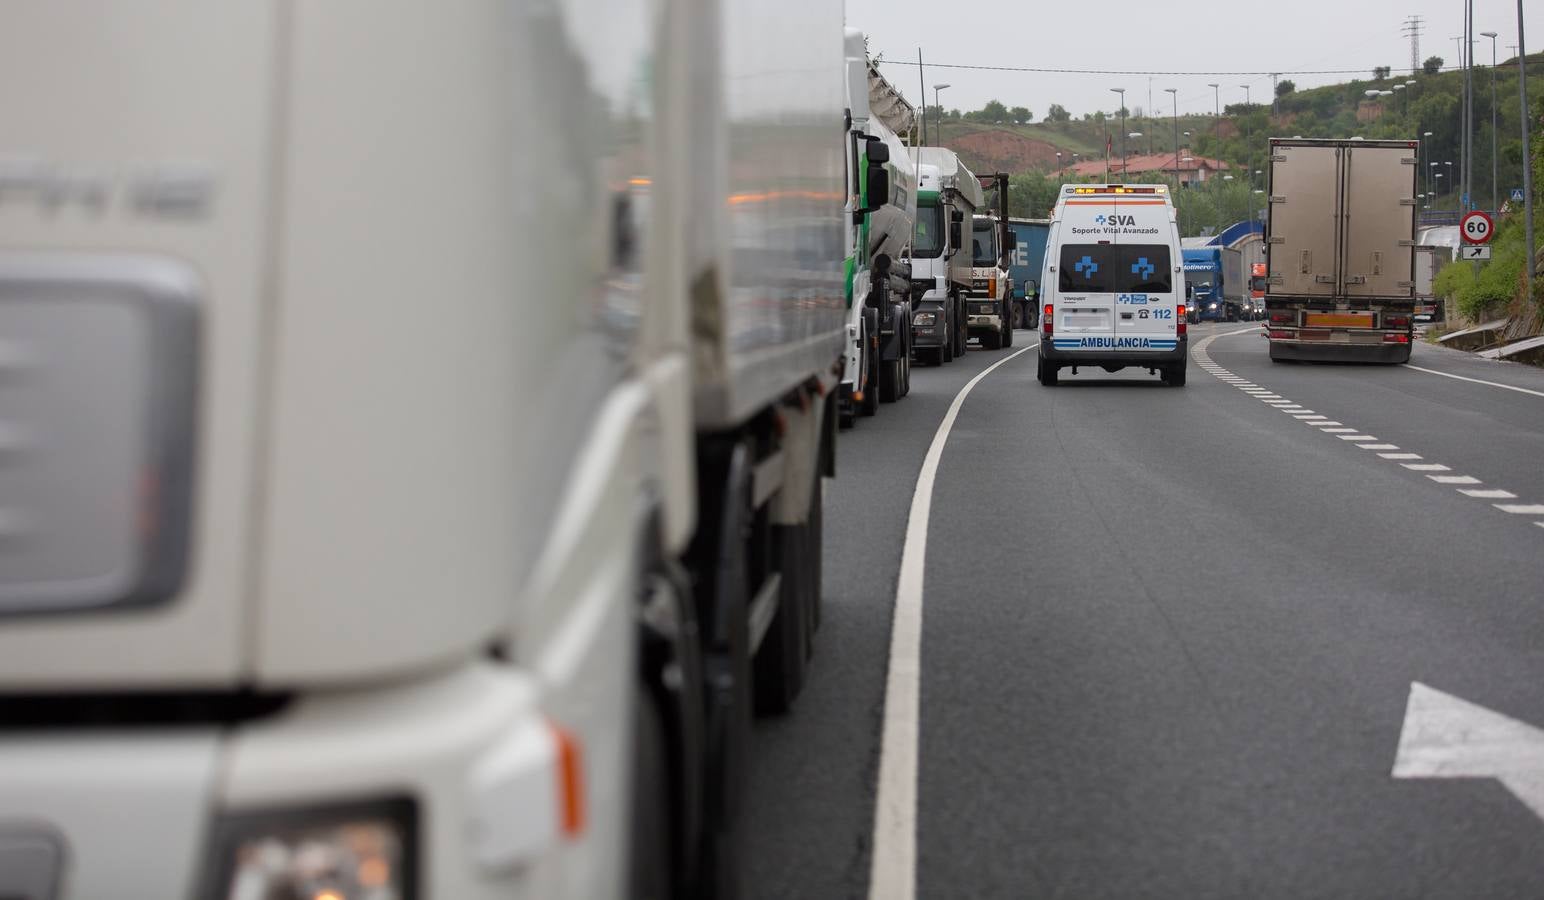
top-left (1046, 103), bottom-right (1071, 123)
top-left (1422, 56), bottom-right (1444, 75)
top-left (1009, 106), bottom-right (1032, 124)
top-left (1276, 80), bottom-right (1296, 98)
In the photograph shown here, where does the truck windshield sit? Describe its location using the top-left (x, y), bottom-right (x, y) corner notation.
top-left (1185, 271), bottom-right (1215, 292)
top-left (1058, 244), bottom-right (1173, 294)
top-left (912, 203), bottom-right (945, 258)
top-left (971, 219), bottom-right (997, 266)
top-left (1250, 275), bottom-right (1267, 292)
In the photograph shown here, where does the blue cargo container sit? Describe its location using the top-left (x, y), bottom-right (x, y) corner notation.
top-left (1008, 218), bottom-right (1050, 329)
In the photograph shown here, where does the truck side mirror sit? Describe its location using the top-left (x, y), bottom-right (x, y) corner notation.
top-left (866, 167), bottom-right (890, 209)
top-left (866, 139), bottom-right (890, 164)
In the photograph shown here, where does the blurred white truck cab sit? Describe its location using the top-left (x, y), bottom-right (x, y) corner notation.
top-left (0, 1), bottom-right (846, 897)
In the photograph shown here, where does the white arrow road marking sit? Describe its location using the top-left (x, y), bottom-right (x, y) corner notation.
top-left (1393, 682), bottom-right (1544, 820)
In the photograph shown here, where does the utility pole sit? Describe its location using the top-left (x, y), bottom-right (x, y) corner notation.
top-left (1519, 0), bottom-right (1534, 304)
top-left (1147, 77), bottom-right (1154, 156)
top-left (1481, 31), bottom-right (1498, 212)
top-left (1464, 0), bottom-right (1474, 211)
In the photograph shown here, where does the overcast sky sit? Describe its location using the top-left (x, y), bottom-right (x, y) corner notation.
top-left (849, 0), bottom-right (1527, 120)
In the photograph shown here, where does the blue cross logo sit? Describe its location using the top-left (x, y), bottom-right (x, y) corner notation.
top-left (1074, 255), bottom-right (1098, 278)
top-left (1131, 256), bottom-right (1154, 280)
top-left (1094, 214), bottom-right (1107, 225)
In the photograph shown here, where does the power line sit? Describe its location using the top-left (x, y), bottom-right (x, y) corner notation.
top-left (874, 58), bottom-right (1533, 77)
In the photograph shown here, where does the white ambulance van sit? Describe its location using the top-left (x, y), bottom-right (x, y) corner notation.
top-left (1037, 184), bottom-right (1187, 386)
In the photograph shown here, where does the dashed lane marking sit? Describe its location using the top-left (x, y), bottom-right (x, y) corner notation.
top-left (1191, 331), bottom-right (1544, 536)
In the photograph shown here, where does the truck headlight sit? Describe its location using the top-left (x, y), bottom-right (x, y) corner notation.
top-left (1208, 303), bottom-right (1217, 310)
top-left (204, 798), bottom-right (416, 900)
top-left (915, 312), bottom-right (937, 327)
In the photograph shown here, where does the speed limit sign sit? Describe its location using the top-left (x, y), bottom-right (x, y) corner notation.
top-left (1461, 210), bottom-right (1494, 244)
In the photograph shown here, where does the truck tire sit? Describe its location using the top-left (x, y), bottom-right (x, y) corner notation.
top-left (1164, 363), bottom-right (1187, 386)
top-left (1037, 354), bottom-right (1058, 386)
top-left (879, 358), bottom-right (901, 403)
top-left (1002, 315), bottom-right (1014, 348)
top-left (942, 330), bottom-right (953, 364)
top-left (954, 300), bottom-right (968, 358)
top-left (755, 517), bottom-right (808, 715)
top-left (631, 687), bottom-right (675, 900)
top-left (982, 330), bottom-right (1001, 351)
top-left (806, 475), bottom-right (824, 641)
top-left (691, 443), bottom-right (754, 900)
top-left (861, 337), bottom-right (880, 416)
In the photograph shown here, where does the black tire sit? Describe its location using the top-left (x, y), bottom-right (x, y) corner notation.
top-left (954, 301), bottom-right (968, 358)
top-left (900, 348), bottom-right (911, 397)
top-left (879, 358), bottom-right (901, 403)
top-left (942, 331), bottom-right (954, 364)
top-left (1002, 315), bottom-right (1014, 347)
top-left (755, 515), bottom-right (808, 715)
top-left (631, 687), bottom-right (674, 900)
top-left (1037, 354), bottom-right (1058, 386)
top-left (806, 476), bottom-right (823, 641)
top-left (691, 443), bottom-right (755, 900)
top-left (982, 330), bottom-right (1001, 351)
top-left (860, 341), bottom-right (880, 417)
top-left (1164, 363), bottom-right (1187, 386)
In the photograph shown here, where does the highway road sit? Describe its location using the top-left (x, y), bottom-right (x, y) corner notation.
top-left (745, 323), bottom-right (1544, 898)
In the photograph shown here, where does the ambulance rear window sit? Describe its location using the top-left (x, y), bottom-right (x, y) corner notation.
top-left (1059, 245), bottom-right (1172, 294)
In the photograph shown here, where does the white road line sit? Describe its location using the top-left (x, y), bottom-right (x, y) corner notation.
top-left (1536, 522), bottom-right (1544, 530)
top-left (1321, 426), bottom-right (1354, 432)
top-left (1460, 488), bottom-right (1518, 499)
top-left (1337, 434), bottom-right (1379, 441)
top-left (1297, 414), bottom-right (1327, 420)
top-left (1358, 444), bottom-right (1401, 451)
top-left (1495, 504), bottom-right (1544, 515)
top-left (1402, 462), bottom-right (1447, 470)
top-left (1407, 365), bottom-right (1544, 399)
top-left (869, 343), bottom-right (1034, 900)
top-left (1429, 475), bottom-right (1482, 484)
top-left (1314, 421), bottom-right (1345, 427)
top-left (1383, 453), bottom-right (1424, 460)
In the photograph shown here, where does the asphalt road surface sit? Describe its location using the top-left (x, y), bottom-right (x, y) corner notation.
top-left (745, 323), bottom-right (1544, 899)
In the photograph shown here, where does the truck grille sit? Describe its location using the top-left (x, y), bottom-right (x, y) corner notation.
top-left (0, 256), bottom-right (199, 616)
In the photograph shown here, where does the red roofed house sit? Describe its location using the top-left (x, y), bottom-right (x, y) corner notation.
top-left (1063, 149), bottom-right (1228, 186)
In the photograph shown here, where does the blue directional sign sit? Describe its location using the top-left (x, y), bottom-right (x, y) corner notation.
top-left (1514, 188), bottom-right (1527, 203)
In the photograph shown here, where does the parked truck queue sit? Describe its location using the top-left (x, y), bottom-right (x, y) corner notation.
top-left (0, 2), bottom-right (1448, 897)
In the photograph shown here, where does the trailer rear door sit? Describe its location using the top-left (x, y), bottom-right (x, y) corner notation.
top-left (1267, 143), bottom-right (1340, 297)
top-left (1341, 143), bottom-right (1416, 299)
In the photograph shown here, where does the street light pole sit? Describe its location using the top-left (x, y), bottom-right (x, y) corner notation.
top-left (1166, 88), bottom-right (1179, 187)
top-left (1423, 131), bottom-right (1434, 203)
top-left (1111, 87), bottom-right (1127, 178)
top-left (1518, 0), bottom-right (1534, 303)
top-left (932, 83), bottom-right (951, 146)
top-left (1208, 82), bottom-right (1220, 153)
top-left (1481, 30), bottom-right (1498, 211)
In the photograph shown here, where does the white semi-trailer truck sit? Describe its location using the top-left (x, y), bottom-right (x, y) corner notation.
top-left (0, 2), bottom-right (847, 898)
top-left (839, 31), bottom-right (917, 423)
top-left (910, 148), bottom-right (982, 365)
top-left (1263, 137), bottom-right (1419, 363)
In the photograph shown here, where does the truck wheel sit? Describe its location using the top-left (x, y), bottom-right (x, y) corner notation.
top-left (1164, 364), bottom-right (1187, 386)
top-left (942, 333), bottom-right (953, 364)
top-left (982, 330), bottom-right (1001, 351)
top-left (954, 304), bottom-right (967, 358)
top-left (879, 359), bottom-right (901, 403)
top-left (1003, 317), bottom-right (1014, 348)
top-left (806, 475), bottom-right (824, 641)
top-left (631, 687), bottom-right (675, 900)
top-left (689, 442), bottom-right (754, 900)
top-left (755, 516), bottom-right (809, 715)
top-left (861, 341), bottom-right (880, 416)
top-left (1037, 355), bottom-right (1058, 386)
